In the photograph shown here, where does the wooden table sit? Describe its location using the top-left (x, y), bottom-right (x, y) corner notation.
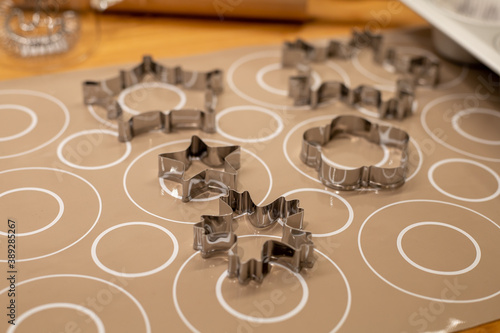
top-left (0, 0), bottom-right (430, 80)
top-left (0, 1), bottom-right (498, 332)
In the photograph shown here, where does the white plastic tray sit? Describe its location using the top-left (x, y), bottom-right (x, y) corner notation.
top-left (401, 0), bottom-right (500, 75)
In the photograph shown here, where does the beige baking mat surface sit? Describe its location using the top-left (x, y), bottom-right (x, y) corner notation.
top-left (1, 27), bottom-right (499, 333)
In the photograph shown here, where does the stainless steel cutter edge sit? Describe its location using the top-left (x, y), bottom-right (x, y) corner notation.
top-left (289, 73), bottom-right (415, 119)
top-left (82, 55), bottom-right (223, 141)
top-left (301, 115), bottom-right (410, 190)
top-left (158, 135), bottom-right (241, 203)
top-left (117, 90), bottom-right (217, 142)
top-left (83, 55), bottom-right (223, 119)
top-left (282, 28), bottom-right (440, 87)
top-left (193, 189), bottom-right (315, 284)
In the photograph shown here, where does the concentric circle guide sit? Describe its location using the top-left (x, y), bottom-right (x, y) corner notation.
top-left (359, 199), bottom-right (500, 303)
top-left (0, 274), bottom-right (151, 333)
top-left (0, 167), bottom-right (102, 262)
top-left (173, 246), bottom-right (351, 333)
top-left (0, 90), bottom-right (70, 159)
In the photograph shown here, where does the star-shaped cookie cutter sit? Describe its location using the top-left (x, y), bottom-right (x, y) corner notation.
top-left (193, 189), bottom-right (315, 284)
top-left (282, 29), bottom-right (440, 87)
top-left (289, 73), bottom-right (415, 119)
top-left (83, 55), bottom-right (223, 119)
top-left (158, 136), bottom-right (240, 202)
top-left (301, 115), bottom-right (410, 190)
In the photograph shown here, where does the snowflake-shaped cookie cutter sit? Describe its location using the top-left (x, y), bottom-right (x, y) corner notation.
top-left (193, 189), bottom-right (315, 284)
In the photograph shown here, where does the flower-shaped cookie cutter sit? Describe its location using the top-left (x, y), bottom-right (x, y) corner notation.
top-left (158, 136), bottom-right (240, 202)
top-left (193, 189), bottom-right (315, 284)
top-left (301, 115), bottom-right (410, 190)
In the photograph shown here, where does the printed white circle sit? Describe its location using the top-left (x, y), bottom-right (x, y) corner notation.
top-left (428, 158), bottom-right (500, 202)
top-left (91, 222), bottom-right (179, 278)
top-left (215, 262), bottom-right (309, 324)
top-left (57, 129), bottom-right (132, 170)
top-left (256, 63), bottom-right (322, 96)
top-left (421, 93), bottom-right (500, 162)
top-left (281, 188), bottom-right (354, 237)
top-left (451, 108), bottom-right (500, 145)
top-left (7, 303), bottom-right (105, 333)
top-left (0, 105), bottom-right (38, 142)
top-left (283, 115), bottom-right (422, 184)
top-left (87, 105), bottom-right (118, 129)
top-left (0, 90), bottom-right (70, 159)
top-left (124, 138), bottom-right (273, 224)
top-left (173, 247), bottom-right (351, 333)
top-left (352, 46), bottom-right (468, 90)
top-left (216, 105), bottom-right (284, 143)
top-left (358, 199), bottom-right (500, 303)
top-left (0, 187), bottom-right (64, 237)
top-left (326, 61), bottom-right (352, 86)
top-left (227, 51), bottom-right (351, 111)
top-left (117, 82), bottom-right (187, 115)
top-left (397, 221), bottom-right (481, 275)
top-left (0, 167), bottom-right (102, 263)
top-left (0, 274), bottom-right (151, 332)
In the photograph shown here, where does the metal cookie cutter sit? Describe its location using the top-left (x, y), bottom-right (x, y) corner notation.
top-left (282, 29), bottom-right (382, 66)
top-left (158, 136), bottom-right (240, 202)
top-left (301, 115), bottom-right (410, 190)
top-left (82, 55), bottom-right (223, 119)
top-left (354, 29), bottom-right (440, 86)
top-left (282, 29), bottom-right (440, 87)
top-left (193, 189), bottom-right (315, 284)
top-left (376, 49), bottom-right (440, 87)
top-left (117, 90), bottom-right (217, 142)
top-left (289, 74), bottom-right (415, 119)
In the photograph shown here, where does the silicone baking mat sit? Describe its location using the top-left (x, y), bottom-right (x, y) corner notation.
top-left (1, 27), bottom-right (499, 333)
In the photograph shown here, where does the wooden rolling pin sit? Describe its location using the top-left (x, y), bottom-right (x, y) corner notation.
top-left (86, 0), bottom-right (308, 21)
